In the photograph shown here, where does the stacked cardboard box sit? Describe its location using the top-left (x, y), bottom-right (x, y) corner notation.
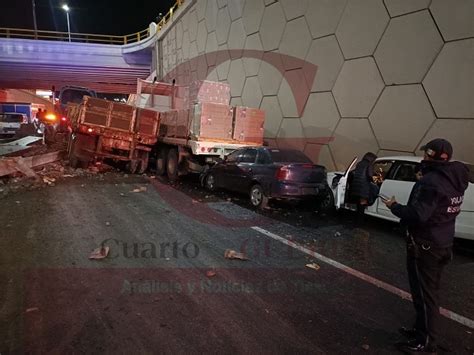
top-left (190, 102), bottom-right (233, 141)
top-left (189, 80), bottom-right (231, 106)
top-left (232, 107), bottom-right (265, 145)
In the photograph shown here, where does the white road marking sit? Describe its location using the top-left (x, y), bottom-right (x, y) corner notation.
top-left (251, 226), bottom-right (474, 330)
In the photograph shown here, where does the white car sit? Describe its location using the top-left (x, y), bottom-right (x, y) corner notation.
top-left (327, 156), bottom-right (474, 241)
top-left (0, 112), bottom-right (28, 135)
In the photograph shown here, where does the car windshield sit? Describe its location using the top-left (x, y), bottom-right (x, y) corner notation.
top-left (269, 149), bottom-right (311, 163)
top-left (0, 113), bottom-right (23, 123)
top-left (60, 89), bottom-right (93, 105)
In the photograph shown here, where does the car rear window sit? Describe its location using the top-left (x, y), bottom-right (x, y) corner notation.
top-left (0, 113), bottom-right (23, 123)
top-left (269, 149), bottom-right (311, 163)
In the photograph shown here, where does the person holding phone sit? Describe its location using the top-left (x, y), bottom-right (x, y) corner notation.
top-left (383, 139), bottom-right (469, 354)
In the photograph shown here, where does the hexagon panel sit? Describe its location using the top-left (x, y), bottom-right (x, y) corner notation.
top-left (227, 59), bottom-right (246, 97)
top-left (205, 0), bottom-right (218, 32)
top-left (369, 85), bottom-right (436, 151)
top-left (336, 0), bottom-right (389, 59)
top-left (258, 53), bottom-right (284, 96)
top-left (430, 0), bottom-right (474, 41)
top-left (260, 96), bottom-right (284, 138)
top-left (188, 10), bottom-right (199, 42)
top-left (196, 0), bottom-right (207, 21)
top-left (243, 33), bottom-right (263, 77)
top-left (259, 2), bottom-right (286, 52)
top-left (228, 19), bottom-right (246, 58)
top-left (305, 0), bottom-right (348, 39)
top-left (418, 119), bottom-right (474, 163)
top-left (304, 35), bottom-right (344, 92)
top-left (423, 39), bottom-right (474, 118)
top-left (182, 31), bottom-right (191, 60)
top-left (280, 0), bottom-right (309, 21)
top-left (216, 7), bottom-right (231, 45)
top-left (279, 17), bottom-right (312, 70)
top-left (216, 44), bottom-right (231, 80)
top-left (384, 0), bottom-right (431, 17)
top-left (278, 69), bottom-right (309, 118)
top-left (330, 119), bottom-right (379, 170)
top-left (304, 144), bottom-right (336, 170)
top-left (205, 32), bottom-right (218, 67)
top-left (242, 0), bottom-right (265, 35)
top-left (375, 11), bottom-right (443, 85)
top-left (333, 57), bottom-right (385, 118)
top-left (277, 119), bottom-right (306, 151)
top-left (196, 21), bottom-right (208, 54)
top-left (217, 0), bottom-right (227, 8)
top-left (228, 0), bottom-right (245, 21)
top-left (301, 92), bottom-right (341, 141)
top-left (242, 76), bottom-right (263, 108)
top-left (230, 96), bottom-right (243, 107)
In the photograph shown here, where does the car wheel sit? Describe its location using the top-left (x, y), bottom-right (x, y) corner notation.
top-left (250, 184), bottom-right (268, 209)
top-left (167, 148), bottom-right (179, 182)
top-left (156, 147), bottom-right (168, 176)
top-left (317, 188), bottom-right (336, 214)
top-left (205, 173), bottom-right (217, 191)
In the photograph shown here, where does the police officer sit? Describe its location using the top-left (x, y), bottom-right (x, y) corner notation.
top-left (383, 139), bottom-right (469, 354)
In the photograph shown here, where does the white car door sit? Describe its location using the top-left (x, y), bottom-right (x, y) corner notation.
top-left (377, 161), bottom-right (419, 220)
top-left (334, 157), bottom-right (358, 209)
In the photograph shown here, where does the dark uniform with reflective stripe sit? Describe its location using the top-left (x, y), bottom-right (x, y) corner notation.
top-left (389, 158), bottom-right (469, 350)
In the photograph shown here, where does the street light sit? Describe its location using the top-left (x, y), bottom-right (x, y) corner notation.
top-left (62, 4), bottom-right (71, 42)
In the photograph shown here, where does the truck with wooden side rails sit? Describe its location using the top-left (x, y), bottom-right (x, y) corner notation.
top-left (135, 79), bottom-right (266, 182)
top-left (66, 96), bottom-right (160, 173)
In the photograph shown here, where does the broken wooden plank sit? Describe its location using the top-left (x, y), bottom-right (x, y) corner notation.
top-left (0, 151), bottom-right (63, 177)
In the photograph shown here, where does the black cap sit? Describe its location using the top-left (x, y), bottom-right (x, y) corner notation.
top-left (420, 138), bottom-right (453, 161)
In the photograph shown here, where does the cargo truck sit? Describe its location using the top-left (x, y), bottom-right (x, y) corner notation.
top-left (135, 79), bottom-right (266, 182)
top-left (66, 96), bottom-right (160, 173)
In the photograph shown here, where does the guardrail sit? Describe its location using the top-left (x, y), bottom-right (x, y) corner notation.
top-left (0, 0), bottom-right (185, 45)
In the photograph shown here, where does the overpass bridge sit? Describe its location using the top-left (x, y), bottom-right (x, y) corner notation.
top-left (0, 0), bottom-right (188, 94)
top-left (0, 27), bottom-right (156, 94)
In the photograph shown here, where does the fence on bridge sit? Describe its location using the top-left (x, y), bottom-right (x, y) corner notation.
top-left (0, 0), bottom-right (184, 45)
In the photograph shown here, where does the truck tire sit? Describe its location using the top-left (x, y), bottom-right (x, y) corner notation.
top-left (156, 147), bottom-right (168, 176)
top-left (138, 151), bottom-right (149, 175)
top-left (205, 173), bottom-right (217, 191)
top-left (167, 148), bottom-right (179, 182)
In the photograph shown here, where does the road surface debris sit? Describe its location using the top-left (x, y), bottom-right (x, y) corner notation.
top-left (224, 249), bottom-right (248, 260)
top-left (89, 246), bottom-right (110, 260)
top-left (305, 263), bottom-right (321, 271)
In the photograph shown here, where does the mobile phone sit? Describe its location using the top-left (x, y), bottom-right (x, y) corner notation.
top-left (378, 194), bottom-right (391, 202)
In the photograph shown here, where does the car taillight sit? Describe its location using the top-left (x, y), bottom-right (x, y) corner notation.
top-left (61, 117), bottom-right (67, 122)
top-left (276, 166), bottom-right (290, 181)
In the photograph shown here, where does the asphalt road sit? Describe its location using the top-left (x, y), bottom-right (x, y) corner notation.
top-left (0, 172), bottom-right (473, 354)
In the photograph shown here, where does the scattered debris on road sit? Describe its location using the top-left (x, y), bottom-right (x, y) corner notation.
top-left (305, 263), bottom-right (321, 271)
top-left (131, 186), bottom-right (147, 193)
top-left (89, 246), bottom-right (110, 260)
top-left (25, 307), bottom-right (39, 313)
top-left (224, 249), bottom-right (248, 260)
top-left (206, 270), bottom-right (217, 278)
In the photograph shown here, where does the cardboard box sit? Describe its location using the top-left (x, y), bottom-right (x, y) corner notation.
top-left (232, 107), bottom-right (265, 145)
top-left (189, 80), bottom-right (231, 106)
top-left (190, 102), bottom-right (233, 141)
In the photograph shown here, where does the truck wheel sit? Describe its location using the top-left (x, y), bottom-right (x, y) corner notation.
top-left (167, 148), bottom-right (179, 182)
top-left (156, 148), bottom-right (168, 176)
top-left (250, 184), bottom-right (269, 209)
top-left (138, 151), bottom-right (149, 175)
top-left (127, 159), bottom-right (139, 174)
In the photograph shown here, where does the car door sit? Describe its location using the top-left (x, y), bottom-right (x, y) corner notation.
top-left (334, 157), bottom-right (358, 209)
top-left (234, 148), bottom-right (258, 193)
top-left (377, 161), bottom-right (420, 220)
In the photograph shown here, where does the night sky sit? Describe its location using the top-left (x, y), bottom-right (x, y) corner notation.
top-left (0, 0), bottom-right (176, 36)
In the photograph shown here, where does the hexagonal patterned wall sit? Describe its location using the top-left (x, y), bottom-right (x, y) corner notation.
top-left (153, 0), bottom-right (474, 167)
